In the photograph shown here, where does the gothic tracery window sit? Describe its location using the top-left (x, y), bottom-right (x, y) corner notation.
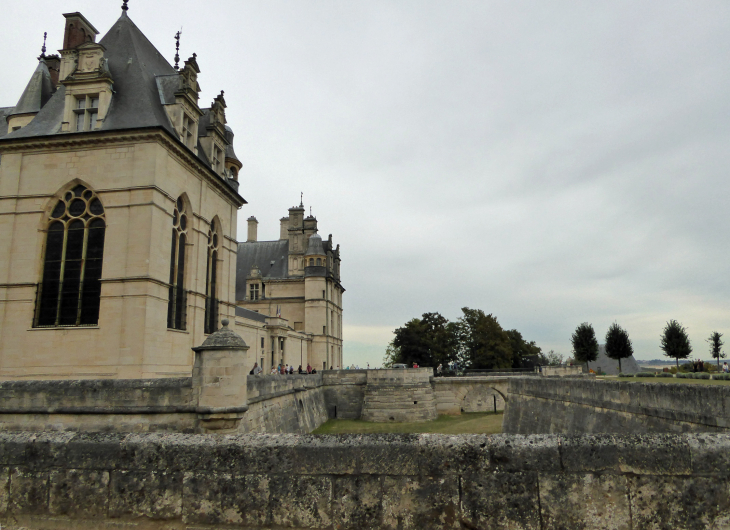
top-left (204, 220), bottom-right (219, 334)
top-left (35, 184), bottom-right (106, 327)
top-left (167, 197), bottom-right (188, 330)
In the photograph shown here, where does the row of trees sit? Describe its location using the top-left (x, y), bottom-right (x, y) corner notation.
top-left (383, 308), bottom-right (548, 369)
top-left (571, 320), bottom-right (726, 369)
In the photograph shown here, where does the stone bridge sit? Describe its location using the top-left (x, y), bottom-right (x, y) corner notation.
top-left (431, 376), bottom-right (510, 415)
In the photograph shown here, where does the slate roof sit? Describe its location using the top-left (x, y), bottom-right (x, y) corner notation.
top-left (11, 60), bottom-right (54, 117)
top-left (236, 240), bottom-right (290, 298)
top-left (235, 306), bottom-right (268, 323)
top-left (0, 108), bottom-right (12, 139)
top-left (0, 10), bottom-right (242, 199)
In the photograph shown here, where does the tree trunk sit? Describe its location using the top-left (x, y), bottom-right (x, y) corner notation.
top-left (676, 357), bottom-right (679, 368)
top-left (618, 358), bottom-right (622, 373)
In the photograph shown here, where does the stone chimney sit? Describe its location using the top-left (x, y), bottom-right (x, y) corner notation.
top-left (280, 217), bottom-right (290, 240)
top-left (247, 216), bottom-right (258, 242)
top-left (44, 55), bottom-right (61, 87)
top-left (62, 12), bottom-right (98, 50)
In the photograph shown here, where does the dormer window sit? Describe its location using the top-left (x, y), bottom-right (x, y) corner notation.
top-left (249, 283), bottom-right (259, 301)
top-left (212, 145), bottom-right (223, 173)
top-left (74, 95), bottom-right (99, 131)
top-left (182, 114), bottom-right (194, 149)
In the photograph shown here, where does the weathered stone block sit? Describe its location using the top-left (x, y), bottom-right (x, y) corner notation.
top-left (382, 475), bottom-right (459, 530)
top-left (486, 434), bottom-right (561, 473)
top-left (269, 475), bottom-right (332, 528)
top-left (333, 475), bottom-right (382, 529)
top-left (49, 469), bottom-right (109, 517)
top-left (109, 470), bottom-right (183, 519)
top-left (0, 468), bottom-right (9, 514)
top-left (629, 475), bottom-right (730, 529)
top-left (460, 471), bottom-right (540, 530)
top-left (9, 467), bottom-right (49, 514)
top-left (686, 433), bottom-right (730, 474)
top-left (539, 473), bottom-right (630, 530)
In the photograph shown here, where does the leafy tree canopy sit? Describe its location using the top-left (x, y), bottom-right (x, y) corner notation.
top-left (605, 322), bottom-right (633, 373)
top-left (660, 319), bottom-right (692, 368)
top-left (571, 322), bottom-right (599, 365)
top-left (382, 308), bottom-right (541, 370)
top-left (707, 331), bottom-right (725, 367)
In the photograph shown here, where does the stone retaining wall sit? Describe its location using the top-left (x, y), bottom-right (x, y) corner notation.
top-left (503, 377), bottom-right (730, 434)
top-left (1, 431), bottom-right (729, 529)
top-left (431, 377), bottom-right (509, 415)
top-left (361, 368), bottom-right (437, 422)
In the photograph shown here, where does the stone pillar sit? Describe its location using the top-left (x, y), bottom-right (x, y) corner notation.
top-left (191, 319), bottom-right (249, 432)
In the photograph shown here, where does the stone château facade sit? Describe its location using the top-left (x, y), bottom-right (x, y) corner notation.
top-left (0, 5), bottom-right (340, 380)
top-left (237, 205), bottom-right (344, 372)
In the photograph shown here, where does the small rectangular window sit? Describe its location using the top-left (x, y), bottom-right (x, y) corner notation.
top-left (74, 95), bottom-right (100, 132)
top-left (261, 337), bottom-right (264, 348)
top-left (249, 283), bottom-right (259, 301)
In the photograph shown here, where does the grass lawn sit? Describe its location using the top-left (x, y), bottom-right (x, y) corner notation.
top-left (312, 412), bottom-right (504, 435)
top-left (600, 376), bottom-right (730, 386)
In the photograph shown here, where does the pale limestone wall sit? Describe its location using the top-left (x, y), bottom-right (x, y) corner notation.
top-left (0, 133), bottom-right (241, 380)
top-left (3, 432), bottom-right (729, 529)
top-left (244, 374), bottom-right (327, 433)
top-left (503, 377), bottom-right (730, 434)
top-left (361, 368), bottom-right (437, 422)
top-left (432, 376), bottom-right (510, 415)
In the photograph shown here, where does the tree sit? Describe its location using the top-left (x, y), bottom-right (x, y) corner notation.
top-left (541, 350), bottom-right (564, 366)
top-left (660, 320), bottom-right (692, 368)
top-left (455, 308), bottom-right (513, 369)
top-left (382, 341), bottom-right (401, 368)
top-left (707, 331), bottom-right (725, 368)
top-left (391, 312), bottom-right (457, 368)
top-left (571, 323), bottom-right (599, 369)
top-left (605, 322), bottom-right (633, 373)
top-left (506, 329), bottom-right (542, 368)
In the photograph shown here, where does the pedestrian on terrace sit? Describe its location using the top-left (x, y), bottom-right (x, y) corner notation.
top-left (306, 363), bottom-right (312, 374)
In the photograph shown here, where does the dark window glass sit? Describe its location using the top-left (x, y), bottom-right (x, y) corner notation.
top-left (168, 198), bottom-right (188, 330)
top-left (35, 186), bottom-right (105, 327)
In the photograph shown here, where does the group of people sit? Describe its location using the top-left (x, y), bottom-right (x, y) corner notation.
top-left (689, 359), bottom-right (730, 373)
top-left (249, 362), bottom-right (319, 376)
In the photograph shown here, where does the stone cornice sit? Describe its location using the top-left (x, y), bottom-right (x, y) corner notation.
top-left (0, 127), bottom-right (246, 207)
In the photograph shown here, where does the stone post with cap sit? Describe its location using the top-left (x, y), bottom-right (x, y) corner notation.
top-left (191, 318), bottom-right (249, 432)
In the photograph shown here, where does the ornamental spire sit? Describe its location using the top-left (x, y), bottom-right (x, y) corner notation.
top-left (174, 30), bottom-right (181, 70)
top-left (122, 0), bottom-right (129, 12)
top-left (38, 32), bottom-right (47, 60)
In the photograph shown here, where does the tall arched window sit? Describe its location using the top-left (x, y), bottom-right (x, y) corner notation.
top-left (35, 184), bottom-right (106, 327)
top-left (167, 197), bottom-right (188, 330)
top-left (204, 219), bottom-right (219, 334)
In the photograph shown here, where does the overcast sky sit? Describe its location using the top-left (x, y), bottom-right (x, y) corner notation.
top-left (4, 1), bottom-right (730, 365)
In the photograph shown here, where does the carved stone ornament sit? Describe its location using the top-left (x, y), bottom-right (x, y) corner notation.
top-left (77, 46), bottom-right (104, 73)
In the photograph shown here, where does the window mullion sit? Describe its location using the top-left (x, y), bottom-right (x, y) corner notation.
top-left (171, 231), bottom-right (180, 325)
top-left (54, 224), bottom-right (70, 326)
top-left (75, 223), bottom-right (90, 326)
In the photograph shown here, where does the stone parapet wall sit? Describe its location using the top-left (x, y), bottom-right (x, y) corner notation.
top-left (1, 431), bottom-right (730, 529)
top-left (361, 369), bottom-right (437, 422)
top-left (244, 374), bottom-right (327, 433)
top-left (432, 376), bottom-right (509, 415)
top-left (503, 377), bottom-right (730, 434)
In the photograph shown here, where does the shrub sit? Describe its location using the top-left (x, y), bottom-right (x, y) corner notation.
top-left (636, 372), bottom-right (654, 378)
top-left (669, 366), bottom-right (678, 374)
top-left (657, 372), bottom-right (673, 378)
top-left (715, 373), bottom-right (730, 381)
top-left (696, 373), bottom-right (711, 379)
top-left (676, 373), bottom-right (689, 379)
top-left (618, 373), bottom-right (631, 378)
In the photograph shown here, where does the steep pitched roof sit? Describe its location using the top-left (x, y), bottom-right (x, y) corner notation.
top-left (0, 108), bottom-right (12, 139)
top-left (96, 11), bottom-right (177, 135)
top-left (236, 240), bottom-right (290, 298)
top-left (11, 60), bottom-right (54, 117)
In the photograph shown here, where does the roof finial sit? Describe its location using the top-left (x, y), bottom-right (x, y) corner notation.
top-left (309, 206), bottom-right (312, 216)
top-left (39, 32), bottom-right (47, 60)
top-left (122, 0), bottom-right (129, 11)
top-left (300, 192), bottom-right (303, 207)
top-left (174, 30), bottom-right (181, 70)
